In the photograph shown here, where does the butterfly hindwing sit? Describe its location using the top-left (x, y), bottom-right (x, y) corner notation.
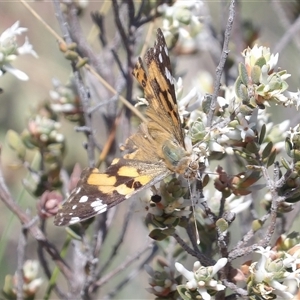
top-left (54, 159), bottom-right (170, 226)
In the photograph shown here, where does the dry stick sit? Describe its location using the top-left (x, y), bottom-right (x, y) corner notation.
top-left (98, 101), bottom-right (123, 166)
top-left (53, 2), bottom-right (102, 298)
top-left (53, 0), bottom-right (95, 167)
top-left (207, 0), bottom-right (235, 127)
top-left (259, 165), bottom-right (281, 247)
top-left (111, 0), bottom-right (135, 140)
top-left (92, 240), bottom-right (154, 289)
top-left (228, 164), bottom-right (284, 261)
top-left (229, 213), bottom-right (270, 260)
top-left (173, 233), bottom-right (214, 266)
top-left (104, 243), bottom-right (157, 299)
top-left (16, 229), bottom-right (26, 300)
top-left (222, 279), bottom-right (248, 298)
top-left (97, 200), bottom-right (136, 278)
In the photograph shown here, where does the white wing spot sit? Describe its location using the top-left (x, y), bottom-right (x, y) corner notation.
top-left (158, 53), bottom-right (163, 63)
top-left (164, 45), bottom-right (168, 56)
top-left (75, 187), bottom-right (81, 194)
top-left (72, 205), bottom-right (77, 210)
top-left (79, 195), bottom-right (88, 203)
top-left (69, 217), bottom-right (81, 224)
top-left (165, 67), bottom-right (172, 83)
top-left (91, 199), bottom-right (108, 213)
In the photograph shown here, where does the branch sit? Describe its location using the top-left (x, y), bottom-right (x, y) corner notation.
top-left (53, 0), bottom-right (96, 167)
top-left (91, 239), bottom-right (155, 290)
top-left (173, 232), bottom-right (214, 266)
top-left (17, 229), bottom-right (26, 300)
top-left (103, 242), bottom-right (157, 299)
top-left (0, 150), bottom-right (74, 288)
top-left (207, 0), bottom-right (235, 127)
top-left (98, 200), bottom-right (135, 277)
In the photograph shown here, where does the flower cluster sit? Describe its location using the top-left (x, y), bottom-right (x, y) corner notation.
top-left (6, 104), bottom-right (65, 197)
top-left (175, 258), bottom-right (227, 300)
top-left (158, 0), bottom-right (204, 52)
top-left (145, 259), bottom-right (180, 298)
top-left (0, 21), bottom-right (37, 80)
top-left (145, 178), bottom-right (193, 241)
top-left (245, 245), bottom-right (300, 299)
top-left (49, 78), bottom-right (83, 122)
top-left (235, 45), bottom-right (290, 110)
top-left (3, 260), bottom-right (43, 300)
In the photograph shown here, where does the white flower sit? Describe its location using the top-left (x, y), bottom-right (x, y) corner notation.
top-left (0, 21), bottom-right (37, 80)
top-left (243, 45), bottom-right (279, 73)
top-left (175, 258), bottom-right (227, 299)
top-left (18, 36), bottom-right (38, 58)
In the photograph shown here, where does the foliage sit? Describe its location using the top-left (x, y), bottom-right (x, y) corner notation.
top-left (1, 1), bottom-right (300, 299)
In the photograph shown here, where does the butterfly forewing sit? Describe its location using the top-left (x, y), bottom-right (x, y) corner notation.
top-left (54, 28), bottom-right (192, 226)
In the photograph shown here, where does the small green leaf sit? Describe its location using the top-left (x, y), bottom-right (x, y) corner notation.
top-left (246, 142), bottom-right (259, 155)
top-left (216, 218), bottom-right (228, 232)
top-left (239, 84), bottom-right (249, 102)
top-left (65, 226), bottom-right (83, 240)
top-left (252, 219), bottom-right (263, 232)
top-left (6, 129), bottom-right (26, 158)
top-left (177, 285), bottom-right (202, 300)
top-left (163, 216), bottom-right (178, 226)
top-left (281, 157), bottom-right (290, 170)
top-left (238, 63), bottom-right (249, 85)
top-left (255, 56), bottom-right (266, 68)
top-left (149, 229), bottom-right (168, 241)
top-left (251, 65), bottom-right (261, 84)
top-left (267, 149), bottom-right (277, 167)
top-left (234, 76), bottom-right (243, 98)
top-left (258, 124), bottom-right (266, 145)
top-left (285, 137), bottom-right (293, 158)
top-left (262, 141), bottom-right (273, 160)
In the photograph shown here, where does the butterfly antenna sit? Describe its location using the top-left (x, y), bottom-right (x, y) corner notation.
top-left (188, 177), bottom-right (200, 244)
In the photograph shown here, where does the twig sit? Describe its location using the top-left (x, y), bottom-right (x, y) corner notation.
top-left (17, 229), bottom-right (26, 300)
top-left (222, 279), bottom-right (248, 298)
top-left (112, 0), bottom-right (131, 60)
top-left (207, 0), bottom-right (235, 127)
top-left (98, 200), bottom-right (135, 277)
top-left (103, 243), bottom-right (158, 299)
top-left (91, 239), bottom-right (154, 290)
top-left (229, 163), bottom-right (284, 261)
top-left (173, 232), bottom-right (214, 266)
top-left (230, 212), bottom-right (270, 259)
top-left (53, 0), bottom-right (96, 167)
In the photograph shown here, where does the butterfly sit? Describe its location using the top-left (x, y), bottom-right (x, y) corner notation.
top-left (54, 28), bottom-right (200, 226)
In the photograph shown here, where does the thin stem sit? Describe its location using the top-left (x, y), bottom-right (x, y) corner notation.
top-left (207, 0), bottom-right (235, 127)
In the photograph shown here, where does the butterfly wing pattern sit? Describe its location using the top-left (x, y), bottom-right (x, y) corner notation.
top-left (54, 28), bottom-right (197, 226)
